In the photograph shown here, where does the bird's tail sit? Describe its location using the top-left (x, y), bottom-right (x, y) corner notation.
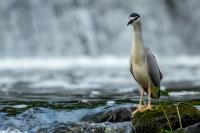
top-left (151, 87), bottom-right (160, 99)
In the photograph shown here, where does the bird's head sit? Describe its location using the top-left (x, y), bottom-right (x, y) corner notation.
top-left (127, 13), bottom-right (140, 26)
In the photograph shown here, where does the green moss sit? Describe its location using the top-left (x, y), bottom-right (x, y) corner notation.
top-left (132, 103), bottom-right (200, 133)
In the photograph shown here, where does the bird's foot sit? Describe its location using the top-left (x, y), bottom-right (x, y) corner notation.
top-left (131, 105), bottom-right (146, 118)
top-left (139, 105), bottom-right (153, 112)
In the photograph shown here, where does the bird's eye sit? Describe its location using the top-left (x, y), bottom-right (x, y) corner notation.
top-left (134, 17), bottom-right (138, 20)
top-left (132, 17), bottom-right (138, 22)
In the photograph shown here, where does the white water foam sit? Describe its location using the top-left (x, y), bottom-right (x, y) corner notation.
top-left (0, 55), bottom-right (199, 70)
top-left (0, 56), bottom-right (127, 70)
top-left (0, 128), bottom-right (23, 133)
top-left (169, 91), bottom-right (200, 97)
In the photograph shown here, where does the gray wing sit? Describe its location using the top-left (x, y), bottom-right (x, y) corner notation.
top-left (144, 48), bottom-right (163, 87)
top-left (129, 56), bottom-right (136, 80)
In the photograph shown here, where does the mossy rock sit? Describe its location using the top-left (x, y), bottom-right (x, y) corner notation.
top-left (132, 103), bottom-right (200, 133)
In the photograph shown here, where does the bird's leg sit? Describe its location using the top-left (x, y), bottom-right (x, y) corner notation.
top-left (137, 89), bottom-right (145, 110)
top-left (140, 83), bottom-right (153, 112)
top-left (146, 83), bottom-right (153, 110)
top-left (131, 89), bottom-right (146, 117)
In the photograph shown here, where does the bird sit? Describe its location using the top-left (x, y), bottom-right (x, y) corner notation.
top-left (127, 13), bottom-right (163, 115)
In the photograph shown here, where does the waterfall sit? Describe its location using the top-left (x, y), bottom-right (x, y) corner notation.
top-left (0, 0), bottom-right (199, 58)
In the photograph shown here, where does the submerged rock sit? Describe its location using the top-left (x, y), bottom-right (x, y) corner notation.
top-left (132, 103), bottom-right (200, 133)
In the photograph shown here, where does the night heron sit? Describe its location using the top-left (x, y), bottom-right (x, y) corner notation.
top-left (127, 13), bottom-right (163, 115)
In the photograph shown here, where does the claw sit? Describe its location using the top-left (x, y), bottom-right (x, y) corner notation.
top-left (146, 105), bottom-right (153, 110)
top-left (139, 105), bottom-right (153, 112)
top-left (132, 83), bottom-right (155, 117)
top-left (131, 105), bottom-right (146, 117)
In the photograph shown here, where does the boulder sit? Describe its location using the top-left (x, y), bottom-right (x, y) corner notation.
top-left (132, 103), bottom-right (200, 133)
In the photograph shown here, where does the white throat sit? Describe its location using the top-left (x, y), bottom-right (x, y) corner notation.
top-left (131, 21), bottom-right (144, 64)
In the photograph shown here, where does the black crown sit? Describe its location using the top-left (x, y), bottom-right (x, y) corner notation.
top-left (129, 13), bottom-right (140, 18)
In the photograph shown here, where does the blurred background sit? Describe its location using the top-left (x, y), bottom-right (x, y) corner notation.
top-left (1, 0), bottom-right (200, 132)
top-left (0, 0), bottom-right (200, 100)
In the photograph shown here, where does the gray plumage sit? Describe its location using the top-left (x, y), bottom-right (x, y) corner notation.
top-left (144, 47), bottom-right (163, 88)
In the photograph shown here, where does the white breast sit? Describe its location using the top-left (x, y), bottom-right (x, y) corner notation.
top-left (132, 61), bottom-right (153, 89)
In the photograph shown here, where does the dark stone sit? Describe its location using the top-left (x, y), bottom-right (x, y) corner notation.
top-left (186, 122), bottom-right (200, 133)
top-left (174, 122), bottom-right (200, 133)
top-left (132, 103), bottom-right (200, 133)
top-left (97, 107), bottom-right (133, 123)
top-left (81, 106), bottom-right (135, 123)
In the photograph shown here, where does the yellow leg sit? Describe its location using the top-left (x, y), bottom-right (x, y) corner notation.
top-left (132, 89), bottom-right (146, 117)
top-left (138, 89), bottom-right (145, 109)
top-left (147, 83), bottom-right (153, 110)
top-left (139, 83), bottom-right (153, 112)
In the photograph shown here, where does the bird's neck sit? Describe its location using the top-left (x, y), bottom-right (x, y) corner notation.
top-left (131, 21), bottom-right (144, 63)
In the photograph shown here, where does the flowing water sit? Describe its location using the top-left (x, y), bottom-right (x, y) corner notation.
top-left (0, 0), bottom-right (200, 132)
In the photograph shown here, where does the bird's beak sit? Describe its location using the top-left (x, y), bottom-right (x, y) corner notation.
top-left (127, 19), bottom-right (133, 26)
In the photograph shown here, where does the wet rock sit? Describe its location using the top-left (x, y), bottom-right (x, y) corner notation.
top-left (132, 103), bottom-right (200, 133)
top-left (81, 106), bottom-right (135, 123)
top-left (174, 122), bottom-right (200, 133)
top-left (186, 122), bottom-right (200, 133)
top-left (37, 122), bottom-right (132, 133)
